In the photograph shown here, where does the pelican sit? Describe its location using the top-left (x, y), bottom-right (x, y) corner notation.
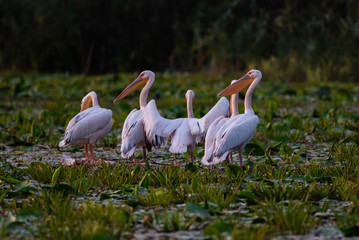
top-left (202, 70), bottom-right (261, 168)
top-left (201, 80), bottom-right (239, 165)
top-left (143, 90), bottom-right (229, 166)
top-left (113, 70), bottom-right (154, 163)
top-left (59, 91), bottom-right (113, 161)
top-left (168, 90), bottom-right (229, 165)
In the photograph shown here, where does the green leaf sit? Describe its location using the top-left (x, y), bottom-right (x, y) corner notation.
top-left (50, 183), bottom-right (74, 195)
top-left (203, 220), bottom-right (232, 238)
top-left (244, 138), bottom-right (265, 155)
top-left (225, 164), bottom-right (244, 178)
top-left (1, 175), bottom-right (20, 184)
top-left (100, 193), bottom-right (111, 201)
top-left (16, 209), bottom-right (43, 222)
top-left (237, 191), bottom-right (256, 200)
top-left (139, 174), bottom-right (150, 188)
top-left (51, 166), bottom-right (62, 187)
top-left (185, 163), bottom-right (198, 173)
top-left (280, 144), bottom-right (294, 156)
top-left (184, 203), bottom-right (211, 220)
top-left (31, 120), bottom-right (43, 138)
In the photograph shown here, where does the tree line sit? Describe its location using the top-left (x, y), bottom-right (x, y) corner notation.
top-left (0, 0), bottom-right (358, 80)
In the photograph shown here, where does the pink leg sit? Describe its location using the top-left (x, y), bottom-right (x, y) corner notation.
top-left (84, 144), bottom-right (90, 160)
top-left (132, 147), bottom-right (147, 164)
top-left (225, 152), bottom-right (233, 164)
top-left (174, 153), bottom-right (180, 166)
top-left (89, 144), bottom-right (97, 160)
top-left (238, 148), bottom-right (245, 169)
top-left (190, 151), bottom-right (193, 163)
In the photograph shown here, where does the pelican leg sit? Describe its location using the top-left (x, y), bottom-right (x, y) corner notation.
top-left (84, 144), bottom-right (90, 160)
top-left (89, 144), bottom-right (97, 161)
top-left (190, 151), bottom-right (193, 164)
top-left (174, 153), bottom-right (180, 166)
top-left (225, 153), bottom-right (233, 164)
top-left (132, 147), bottom-right (147, 164)
top-left (142, 146), bottom-right (147, 162)
top-left (132, 157), bottom-right (143, 164)
top-left (238, 148), bottom-right (245, 169)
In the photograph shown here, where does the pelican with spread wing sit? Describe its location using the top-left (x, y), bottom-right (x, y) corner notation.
top-left (168, 90), bottom-right (229, 164)
top-left (143, 90), bottom-right (229, 165)
top-left (202, 70), bottom-right (262, 168)
top-left (59, 91), bottom-right (113, 161)
top-left (113, 70), bottom-right (155, 163)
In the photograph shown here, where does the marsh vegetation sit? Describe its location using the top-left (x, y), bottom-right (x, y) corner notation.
top-left (0, 72), bottom-right (358, 239)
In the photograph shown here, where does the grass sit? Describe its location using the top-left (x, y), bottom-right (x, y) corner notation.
top-left (0, 72), bottom-right (359, 239)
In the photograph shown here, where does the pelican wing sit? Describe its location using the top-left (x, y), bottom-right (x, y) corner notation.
top-left (197, 97), bottom-right (229, 142)
top-left (169, 120), bottom-right (195, 153)
top-left (65, 106), bottom-right (103, 132)
top-left (143, 100), bottom-right (183, 148)
top-left (60, 107), bottom-right (113, 147)
top-left (213, 114), bottom-right (259, 163)
top-left (121, 109), bottom-right (151, 158)
top-left (201, 116), bottom-right (228, 165)
top-left (122, 109), bottom-right (143, 138)
top-left (187, 118), bottom-right (206, 136)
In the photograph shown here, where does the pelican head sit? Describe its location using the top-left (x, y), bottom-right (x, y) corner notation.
top-left (218, 69), bottom-right (262, 97)
top-left (185, 89), bottom-right (195, 100)
top-left (113, 70), bottom-right (155, 103)
top-left (81, 91), bottom-right (97, 112)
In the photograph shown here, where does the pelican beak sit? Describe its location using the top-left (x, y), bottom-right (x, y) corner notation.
top-left (80, 98), bottom-right (92, 112)
top-left (113, 76), bottom-right (147, 103)
top-left (217, 74), bottom-right (254, 97)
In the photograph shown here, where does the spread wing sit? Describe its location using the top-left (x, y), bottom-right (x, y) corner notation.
top-left (143, 100), bottom-right (183, 148)
top-left (187, 118), bottom-right (206, 136)
top-left (197, 97), bottom-right (229, 142)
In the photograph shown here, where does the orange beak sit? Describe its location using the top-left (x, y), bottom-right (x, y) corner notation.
top-left (113, 76), bottom-right (147, 103)
top-left (218, 74), bottom-right (254, 97)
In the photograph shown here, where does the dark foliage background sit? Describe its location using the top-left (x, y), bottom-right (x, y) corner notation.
top-left (0, 0), bottom-right (358, 80)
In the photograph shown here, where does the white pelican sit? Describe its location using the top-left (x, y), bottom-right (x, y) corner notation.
top-left (113, 70), bottom-right (154, 163)
top-left (168, 90), bottom-right (229, 165)
top-left (143, 90), bottom-right (229, 166)
top-left (201, 70), bottom-right (261, 168)
top-left (59, 91), bottom-right (113, 161)
top-left (201, 80), bottom-right (239, 165)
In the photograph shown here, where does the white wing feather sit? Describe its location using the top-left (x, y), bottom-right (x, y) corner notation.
top-left (121, 109), bottom-right (148, 158)
top-left (143, 100), bottom-right (183, 148)
top-left (169, 120), bottom-right (196, 153)
top-left (65, 106), bottom-right (103, 132)
top-left (59, 107), bottom-right (112, 147)
top-left (201, 116), bottom-right (228, 165)
top-left (197, 97), bottom-right (229, 142)
top-left (212, 114), bottom-right (259, 164)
